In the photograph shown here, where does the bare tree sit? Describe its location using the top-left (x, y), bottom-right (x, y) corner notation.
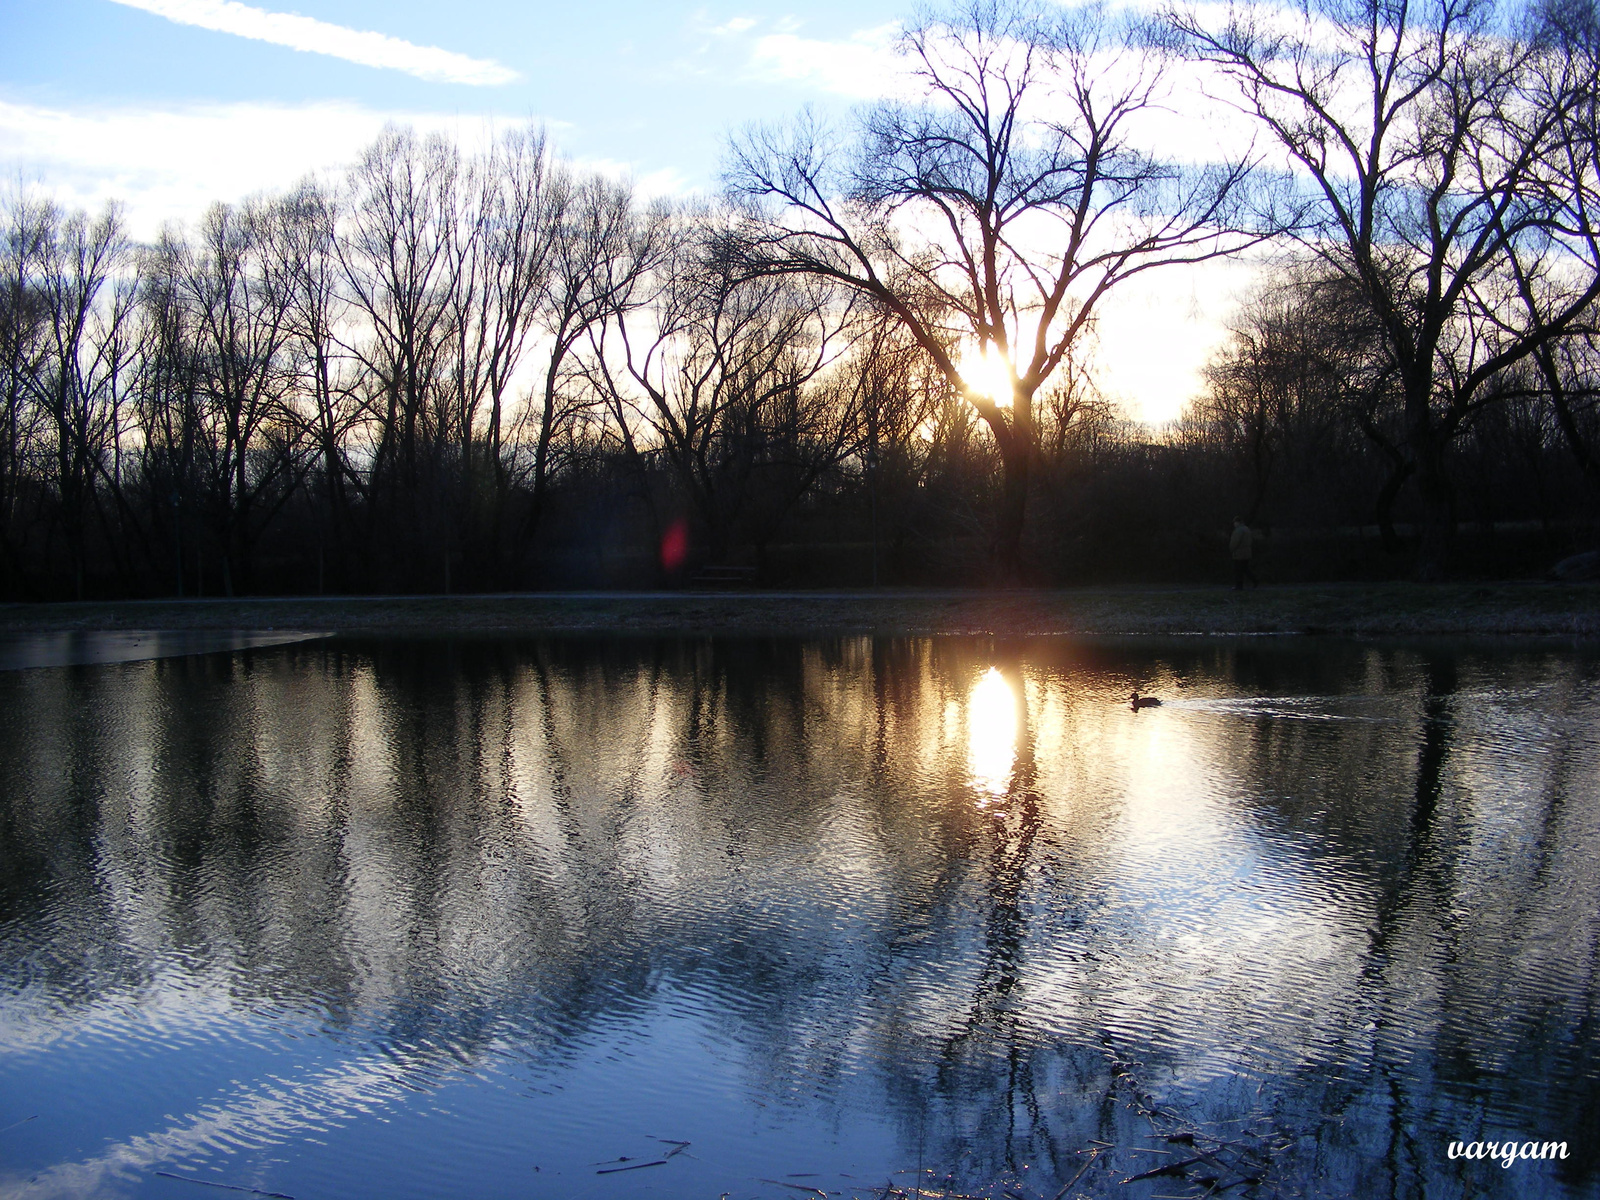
top-left (1188, 268), bottom-right (1377, 527)
top-left (0, 190), bottom-right (52, 593)
top-left (519, 174), bottom-right (661, 547)
top-left (437, 127), bottom-right (565, 582)
top-left (587, 210), bottom-right (865, 568)
top-left (727, 0), bottom-right (1258, 577)
top-left (31, 201), bottom-right (138, 596)
top-left (136, 226), bottom-right (205, 595)
top-left (1531, 329), bottom-right (1600, 491)
top-left (1508, 0), bottom-right (1600, 500)
top-left (338, 126), bottom-right (463, 569)
top-left (157, 201), bottom-right (304, 593)
top-left (275, 177), bottom-right (361, 590)
top-left (1168, 0), bottom-right (1600, 575)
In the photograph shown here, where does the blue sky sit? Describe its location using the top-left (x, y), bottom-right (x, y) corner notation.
top-left (0, 0), bottom-right (908, 213)
top-left (0, 0), bottom-right (1257, 422)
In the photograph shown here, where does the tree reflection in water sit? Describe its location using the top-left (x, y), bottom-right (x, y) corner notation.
top-left (0, 636), bottom-right (1597, 1199)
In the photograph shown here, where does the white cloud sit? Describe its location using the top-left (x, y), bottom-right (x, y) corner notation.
top-left (0, 99), bottom-right (697, 239)
top-left (747, 23), bottom-right (908, 99)
top-left (572, 157), bottom-right (694, 202)
top-left (0, 98), bottom-right (499, 235)
top-left (106, 0), bottom-right (519, 86)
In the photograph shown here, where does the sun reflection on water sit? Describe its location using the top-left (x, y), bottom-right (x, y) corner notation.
top-left (968, 667), bottom-right (1018, 800)
top-left (1, 639), bottom-right (1596, 1200)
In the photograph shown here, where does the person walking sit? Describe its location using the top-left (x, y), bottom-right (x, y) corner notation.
top-left (1230, 517), bottom-right (1258, 590)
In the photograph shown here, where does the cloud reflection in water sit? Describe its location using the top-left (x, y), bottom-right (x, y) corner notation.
top-left (0, 636), bottom-right (1596, 1200)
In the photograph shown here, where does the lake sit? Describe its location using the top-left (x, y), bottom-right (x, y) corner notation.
top-left (1, 635), bottom-right (1596, 1199)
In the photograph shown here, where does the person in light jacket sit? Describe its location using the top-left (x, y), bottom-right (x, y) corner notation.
top-left (1230, 517), bottom-right (1258, 590)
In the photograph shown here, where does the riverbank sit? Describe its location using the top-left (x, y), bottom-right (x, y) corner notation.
top-left (3, 582), bottom-right (1599, 638)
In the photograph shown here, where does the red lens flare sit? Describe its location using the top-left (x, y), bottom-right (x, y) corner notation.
top-left (660, 519), bottom-right (689, 571)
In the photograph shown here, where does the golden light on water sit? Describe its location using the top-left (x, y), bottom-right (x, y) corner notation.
top-left (959, 343), bottom-right (1014, 407)
top-left (968, 667), bottom-right (1018, 799)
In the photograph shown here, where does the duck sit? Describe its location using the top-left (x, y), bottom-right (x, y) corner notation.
top-left (1129, 691), bottom-right (1162, 710)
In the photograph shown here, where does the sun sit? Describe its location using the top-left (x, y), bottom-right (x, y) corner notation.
top-left (958, 342), bottom-right (1015, 407)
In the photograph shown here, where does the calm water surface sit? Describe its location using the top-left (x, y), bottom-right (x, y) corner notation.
top-left (1, 636), bottom-right (1597, 1199)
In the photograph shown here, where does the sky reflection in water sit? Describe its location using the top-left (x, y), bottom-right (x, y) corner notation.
top-left (0, 636), bottom-right (1597, 1200)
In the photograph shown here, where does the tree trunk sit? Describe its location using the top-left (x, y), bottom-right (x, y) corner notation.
top-left (1413, 433), bottom-right (1454, 581)
top-left (1537, 345), bottom-right (1600, 494)
top-left (994, 436), bottom-right (1030, 584)
top-left (528, 366), bottom-right (560, 548)
top-left (1373, 460), bottom-right (1413, 555)
top-left (1402, 366), bottom-right (1454, 579)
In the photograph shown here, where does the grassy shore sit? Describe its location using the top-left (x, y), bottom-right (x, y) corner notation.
top-left (3, 581), bottom-right (1599, 638)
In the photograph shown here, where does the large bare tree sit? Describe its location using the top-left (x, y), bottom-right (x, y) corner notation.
top-left (1508, 0), bottom-right (1600, 499)
top-left (1168, 0), bottom-right (1600, 575)
top-left (727, 0), bottom-right (1258, 577)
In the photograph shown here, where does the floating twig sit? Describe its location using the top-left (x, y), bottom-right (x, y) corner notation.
top-left (596, 1160), bottom-right (667, 1175)
top-left (153, 1172), bottom-right (293, 1199)
top-left (1122, 1156), bottom-right (1206, 1183)
top-left (1051, 1148), bottom-right (1100, 1200)
top-left (760, 1179), bottom-right (827, 1197)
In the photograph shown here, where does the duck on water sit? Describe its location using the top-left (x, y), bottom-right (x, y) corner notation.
top-left (1130, 691), bottom-right (1162, 710)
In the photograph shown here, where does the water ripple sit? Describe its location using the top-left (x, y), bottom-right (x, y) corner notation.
top-left (0, 637), bottom-right (1595, 1199)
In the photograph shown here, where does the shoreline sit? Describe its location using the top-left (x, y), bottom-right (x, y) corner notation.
top-left (3, 582), bottom-right (1598, 639)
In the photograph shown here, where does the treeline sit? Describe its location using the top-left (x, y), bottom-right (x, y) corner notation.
top-left (0, 129), bottom-right (993, 597)
top-left (0, 129), bottom-right (1124, 597)
top-left (4, 0), bottom-right (1600, 598)
top-left (1177, 265), bottom-right (1600, 577)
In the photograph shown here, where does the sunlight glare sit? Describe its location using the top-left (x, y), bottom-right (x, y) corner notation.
top-left (968, 667), bottom-right (1018, 799)
top-left (959, 343), bottom-right (1014, 407)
